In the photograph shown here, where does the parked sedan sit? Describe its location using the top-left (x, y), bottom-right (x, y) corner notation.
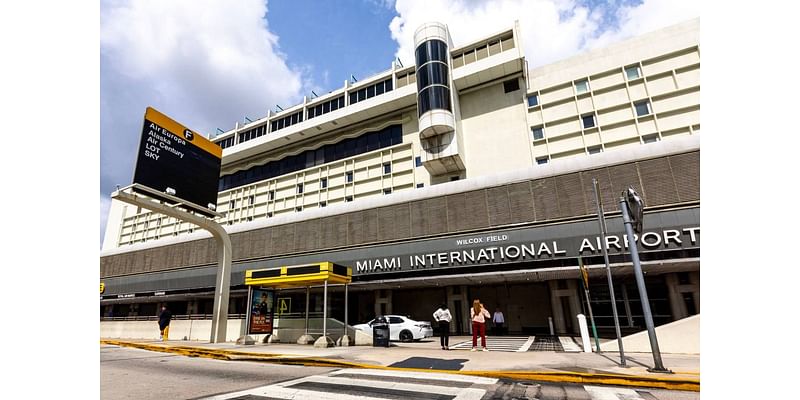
top-left (353, 315), bottom-right (433, 342)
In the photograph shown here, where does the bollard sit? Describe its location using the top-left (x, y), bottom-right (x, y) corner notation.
top-left (548, 317), bottom-right (554, 335)
top-left (577, 314), bottom-right (591, 353)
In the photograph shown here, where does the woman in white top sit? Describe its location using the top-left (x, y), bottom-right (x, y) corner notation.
top-left (433, 303), bottom-right (452, 350)
top-left (470, 299), bottom-right (491, 351)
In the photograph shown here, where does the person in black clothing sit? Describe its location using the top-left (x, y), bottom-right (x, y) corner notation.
top-left (158, 306), bottom-right (172, 341)
top-left (432, 303), bottom-right (453, 350)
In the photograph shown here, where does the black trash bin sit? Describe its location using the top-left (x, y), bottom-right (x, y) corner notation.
top-left (372, 316), bottom-right (390, 347)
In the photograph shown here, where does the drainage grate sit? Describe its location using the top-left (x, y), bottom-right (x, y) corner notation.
top-left (528, 335), bottom-right (564, 351)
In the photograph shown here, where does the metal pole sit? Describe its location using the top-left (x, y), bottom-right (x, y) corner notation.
top-left (593, 178), bottom-right (626, 366)
top-left (323, 280), bottom-right (328, 338)
top-left (305, 286), bottom-right (310, 335)
top-left (344, 284), bottom-right (349, 338)
top-left (620, 196), bottom-right (671, 373)
top-left (582, 287), bottom-right (601, 353)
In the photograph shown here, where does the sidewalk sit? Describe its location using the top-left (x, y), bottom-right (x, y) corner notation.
top-left (100, 335), bottom-right (699, 391)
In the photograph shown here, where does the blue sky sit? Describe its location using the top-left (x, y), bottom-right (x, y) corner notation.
top-left (100, 0), bottom-right (699, 248)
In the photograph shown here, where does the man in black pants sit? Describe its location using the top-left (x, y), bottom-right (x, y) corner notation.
top-left (433, 303), bottom-right (452, 350)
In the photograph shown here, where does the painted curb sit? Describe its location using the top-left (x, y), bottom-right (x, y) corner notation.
top-left (101, 340), bottom-right (699, 392)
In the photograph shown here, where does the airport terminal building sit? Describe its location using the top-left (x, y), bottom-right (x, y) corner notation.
top-left (100, 19), bottom-right (700, 339)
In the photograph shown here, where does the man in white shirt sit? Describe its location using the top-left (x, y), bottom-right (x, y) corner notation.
top-left (493, 308), bottom-right (505, 336)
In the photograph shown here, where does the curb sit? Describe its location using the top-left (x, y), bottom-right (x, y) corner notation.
top-left (101, 340), bottom-right (699, 392)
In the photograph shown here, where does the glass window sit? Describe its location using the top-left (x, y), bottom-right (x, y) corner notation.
top-left (625, 65), bottom-right (641, 80)
top-left (582, 114), bottom-right (596, 129)
top-left (319, 201), bottom-right (326, 207)
top-left (267, 212), bottom-right (273, 218)
top-left (536, 156), bottom-right (549, 165)
top-left (367, 85), bottom-right (375, 99)
top-left (297, 183), bottom-right (303, 194)
top-left (383, 188), bottom-right (392, 195)
top-left (376, 82), bottom-right (385, 95)
top-left (417, 183), bottom-right (424, 188)
top-left (415, 156), bottom-right (422, 167)
top-left (320, 177), bottom-right (328, 189)
top-left (296, 206), bottom-right (302, 212)
top-left (229, 200), bottom-right (236, 209)
top-left (575, 79), bottom-right (590, 94)
top-left (248, 195), bottom-right (255, 205)
top-left (346, 171), bottom-right (353, 183)
top-left (503, 78), bottom-right (520, 93)
top-left (531, 126), bottom-right (544, 140)
top-left (450, 176), bottom-right (460, 181)
top-left (383, 163), bottom-right (391, 174)
top-left (349, 92), bottom-right (357, 105)
top-left (642, 133), bottom-right (659, 143)
top-left (345, 196), bottom-right (353, 202)
top-left (634, 100), bottom-right (651, 117)
top-left (527, 94), bottom-right (538, 107)
top-left (384, 78), bottom-right (393, 92)
top-left (358, 88), bottom-right (367, 102)
top-left (588, 145), bottom-right (603, 154)
top-left (323, 101), bottom-right (330, 114)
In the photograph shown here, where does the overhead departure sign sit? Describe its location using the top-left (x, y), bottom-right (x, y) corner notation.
top-left (132, 107), bottom-right (222, 217)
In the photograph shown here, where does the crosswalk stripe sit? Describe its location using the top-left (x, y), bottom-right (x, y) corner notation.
top-left (448, 336), bottom-right (533, 352)
top-left (329, 368), bottom-right (498, 385)
top-left (584, 385), bottom-right (648, 399)
top-left (203, 369), bottom-right (492, 400)
top-left (517, 336), bottom-right (536, 352)
top-left (559, 336), bottom-right (583, 352)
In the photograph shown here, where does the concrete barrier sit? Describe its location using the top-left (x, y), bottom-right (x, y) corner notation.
top-left (600, 314), bottom-right (699, 354)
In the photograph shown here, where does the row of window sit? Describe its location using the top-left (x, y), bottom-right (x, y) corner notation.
top-left (526, 65), bottom-right (644, 109)
top-left (219, 79), bottom-right (395, 150)
top-left (451, 35), bottom-right (514, 69)
top-left (238, 124), bottom-right (267, 144)
top-left (307, 96), bottom-right (345, 119)
top-left (529, 100), bottom-right (652, 140)
top-left (348, 78), bottom-right (393, 105)
top-left (218, 125), bottom-right (402, 191)
top-left (270, 110), bottom-right (304, 133)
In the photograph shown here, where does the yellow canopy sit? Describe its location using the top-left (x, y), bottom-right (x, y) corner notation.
top-left (245, 262), bottom-right (352, 288)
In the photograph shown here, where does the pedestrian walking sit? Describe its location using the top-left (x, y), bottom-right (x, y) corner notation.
top-left (158, 306), bottom-right (172, 341)
top-left (432, 303), bottom-right (452, 350)
top-left (470, 300), bottom-right (491, 351)
top-left (492, 308), bottom-right (505, 336)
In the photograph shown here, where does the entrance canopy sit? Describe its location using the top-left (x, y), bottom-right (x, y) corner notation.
top-left (245, 262), bottom-right (352, 288)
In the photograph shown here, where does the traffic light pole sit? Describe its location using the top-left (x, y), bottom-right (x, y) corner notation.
top-left (619, 196), bottom-right (671, 373)
top-left (593, 179), bottom-right (626, 366)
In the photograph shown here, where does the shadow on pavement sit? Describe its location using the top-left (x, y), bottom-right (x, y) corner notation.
top-left (388, 357), bottom-right (469, 371)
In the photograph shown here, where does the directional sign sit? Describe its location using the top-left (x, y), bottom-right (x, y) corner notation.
top-left (277, 297), bottom-right (291, 315)
top-left (132, 107), bottom-right (222, 217)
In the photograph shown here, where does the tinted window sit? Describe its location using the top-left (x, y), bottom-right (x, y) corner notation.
top-left (389, 317), bottom-right (404, 324)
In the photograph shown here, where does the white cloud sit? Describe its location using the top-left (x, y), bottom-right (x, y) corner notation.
top-left (389, 0), bottom-right (699, 68)
top-left (100, 0), bottom-right (308, 245)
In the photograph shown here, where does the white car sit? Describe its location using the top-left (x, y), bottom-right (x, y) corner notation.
top-left (353, 315), bottom-right (434, 342)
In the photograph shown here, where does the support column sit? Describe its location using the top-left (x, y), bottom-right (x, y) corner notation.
top-left (314, 281), bottom-right (335, 348)
top-left (374, 289), bottom-right (392, 317)
top-left (297, 286), bottom-right (314, 344)
top-left (548, 281), bottom-right (566, 334)
top-left (665, 273), bottom-right (688, 320)
top-left (338, 284), bottom-right (352, 346)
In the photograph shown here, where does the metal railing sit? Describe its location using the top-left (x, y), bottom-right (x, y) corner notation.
top-left (101, 313), bottom-right (246, 322)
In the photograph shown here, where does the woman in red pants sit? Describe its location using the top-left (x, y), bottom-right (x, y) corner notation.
top-left (470, 299), bottom-right (491, 351)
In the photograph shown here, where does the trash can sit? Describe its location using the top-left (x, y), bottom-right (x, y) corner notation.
top-left (372, 316), bottom-right (390, 347)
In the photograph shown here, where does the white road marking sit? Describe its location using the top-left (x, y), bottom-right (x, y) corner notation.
top-left (584, 385), bottom-right (646, 400)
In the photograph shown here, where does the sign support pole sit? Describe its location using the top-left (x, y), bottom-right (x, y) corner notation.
top-left (305, 286), bottom-right (310, 335)
top-left (620, 195), bottom-right (671, 373)
top-left (592, 178), bottom-right (626, 366)
top-left (579, 256), bottom-right (601, 353)
top-left (111, 185), bottom-right (232, 343)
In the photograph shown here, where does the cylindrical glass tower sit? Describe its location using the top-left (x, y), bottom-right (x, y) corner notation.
top-left (414, 22), bottom-right (456, 139)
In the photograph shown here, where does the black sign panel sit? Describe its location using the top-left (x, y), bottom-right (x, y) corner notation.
top-left (132, 107), bottom-right (222, 217)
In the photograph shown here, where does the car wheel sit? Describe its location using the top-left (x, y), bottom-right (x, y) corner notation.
top-left (413, 338), bottom-right (421, 342)
top-left (399, 330), bottom-right (413, 342)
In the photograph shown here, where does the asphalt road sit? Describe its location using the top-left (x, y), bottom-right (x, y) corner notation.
top-left (101, 344), bottom-right (699, 399)
top-left (100, 344), bottom-right (334, 399)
